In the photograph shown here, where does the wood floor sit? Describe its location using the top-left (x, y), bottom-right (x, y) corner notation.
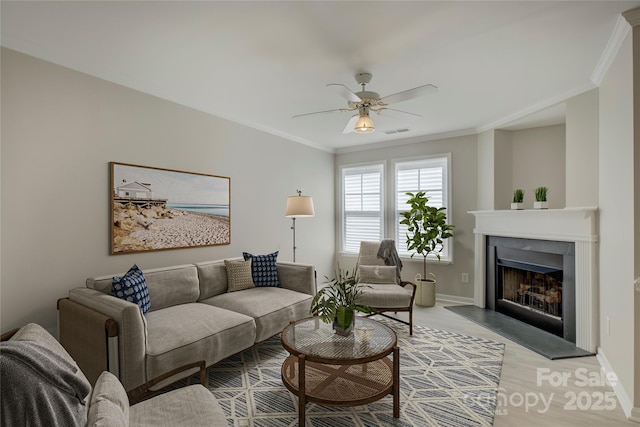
top-left (389, 302), bottom-right (637, 427)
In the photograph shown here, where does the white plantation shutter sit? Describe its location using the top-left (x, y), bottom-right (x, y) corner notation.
top-left (395, 156), bottom-right (451, 260)
top-left (341, 164), bottom-right (384, 253)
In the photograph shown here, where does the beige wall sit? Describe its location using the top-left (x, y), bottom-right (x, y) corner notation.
top-left (598, 31), bottom-right (637, 415)
top-left (0, 48), bottom-right (335, 333)
top-left (510, 124), bottom-right (566, 209)
top-left (477, 130), bottom-right (495, 210)
top-left (335, 135), bottom-right (478, 301)
top-left (566, 89), bottom-right (599, 207)
top-left (494, 129), bottom-right (513, 210)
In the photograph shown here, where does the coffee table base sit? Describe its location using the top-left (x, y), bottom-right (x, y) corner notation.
top-left (281, 347), bottom-right (400, 426)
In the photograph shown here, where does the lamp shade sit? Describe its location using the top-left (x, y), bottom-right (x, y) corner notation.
top-left (285, 195), bottom-right (315, 217)
top-left (354, 113), bottom-right (375, 134)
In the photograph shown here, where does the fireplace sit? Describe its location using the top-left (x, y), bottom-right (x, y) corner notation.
top-left (470, 208), bottom-right (598, 353)
top-left (486, 236), bottom-right (575, 343)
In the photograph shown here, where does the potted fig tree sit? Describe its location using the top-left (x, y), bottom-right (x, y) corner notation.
top-left (400, 191), bottom-right (455, 307)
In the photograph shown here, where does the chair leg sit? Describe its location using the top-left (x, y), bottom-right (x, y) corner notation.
top-left (409, 308), bottom-right (413, 336)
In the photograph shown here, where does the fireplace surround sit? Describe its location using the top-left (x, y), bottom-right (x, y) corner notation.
top-left (487, 236), bottom-right (575, 342)
top-left (470, 208), bottom-right (598, 353)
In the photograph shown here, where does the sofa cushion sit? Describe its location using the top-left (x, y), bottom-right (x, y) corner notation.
top-left (355, 284), bottom-right (413, 308)
top-left (201, 287), bottom-right (312, 342)
top-left (89, 264), bottom-right (200, 311)
top-left (194, 259), bottom-right (230, 300)
top-left (224, 259), bottom-right (255, 292)
top-left (243, 251), bottom-right (280, 287)
top-left (87, 371), bottom-right (129, 427)
top-left (144, 303), bottom-right (256, 381)
top-left (130, 384), bottom-right (226, 427)
top-left (112, 265), bottom-right (151, 315)
top-left (357, 265), bottom-right (398, 285)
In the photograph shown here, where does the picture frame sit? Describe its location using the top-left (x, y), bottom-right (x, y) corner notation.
top-left (110, 162), bottom-right (230, 254)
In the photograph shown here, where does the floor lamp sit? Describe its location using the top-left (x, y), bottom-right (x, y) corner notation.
top-left (285, 190), bottom-right (315, 262)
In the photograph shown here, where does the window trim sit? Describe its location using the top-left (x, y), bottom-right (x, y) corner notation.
top-left (339, 162), bottom-right (385, 254)
top-left (393, 153), bottom-right (453, 263)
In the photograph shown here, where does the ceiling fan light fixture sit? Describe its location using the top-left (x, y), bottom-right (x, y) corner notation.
top-left (354, 109), bottom-right (375, 134)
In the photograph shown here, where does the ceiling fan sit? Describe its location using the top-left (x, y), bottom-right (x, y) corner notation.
top-left (293, 72), bottom-right (437, 134)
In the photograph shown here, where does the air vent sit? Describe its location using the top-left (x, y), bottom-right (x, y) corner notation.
top-left (384, 128), bottom-right (410, 135)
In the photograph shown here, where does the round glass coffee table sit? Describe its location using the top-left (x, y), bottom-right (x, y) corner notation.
top-left (280, 316), bottom-right (399, 426)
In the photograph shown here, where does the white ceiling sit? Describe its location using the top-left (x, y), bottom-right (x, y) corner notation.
top-left (2, 1), bottom-right (638, 153)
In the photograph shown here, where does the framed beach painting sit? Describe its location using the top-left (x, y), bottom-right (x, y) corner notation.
top-left (110, 162), bottom-right (230, 254)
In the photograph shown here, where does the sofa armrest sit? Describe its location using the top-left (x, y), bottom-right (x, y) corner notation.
top-left (67, 287), bottom-right (147, 390)
top-left (57, 298), bottom-right (118, 386)
top-left (277, 262), bottom-right (317, 295)
top-left (127, 360), bottom-right (206, 405)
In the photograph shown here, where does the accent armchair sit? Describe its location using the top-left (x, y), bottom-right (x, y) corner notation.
top-left (354, 240), bottom-right (417, 335)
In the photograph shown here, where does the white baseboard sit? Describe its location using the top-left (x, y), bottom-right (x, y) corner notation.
top-left (436, 293), bottom-right (475, 305)
top-left (597, 347), bottom-right (640, 422)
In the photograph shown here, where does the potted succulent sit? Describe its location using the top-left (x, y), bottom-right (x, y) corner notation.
top-left (309, 269), bottom-right (371, 336)
top-left (400, 191), bottom-right (455, 307)
top-left (534, 186), bottom-right (549, 209)
top-left (511, 189), bottom-right (524, 210)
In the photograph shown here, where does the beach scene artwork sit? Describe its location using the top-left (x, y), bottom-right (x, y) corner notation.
top-left (111, 162), bottom-right (230, 254)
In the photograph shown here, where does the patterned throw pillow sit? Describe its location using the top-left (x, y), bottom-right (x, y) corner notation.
top-left (225, 259), bottom-right (255, 292)
top-left (112, 264), bottom-right (151, 315)
top-left (242, 251), bottom-right (280, 287)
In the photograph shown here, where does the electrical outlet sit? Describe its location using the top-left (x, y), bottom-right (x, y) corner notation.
top-left (461, 273), bottom-right (469, 283)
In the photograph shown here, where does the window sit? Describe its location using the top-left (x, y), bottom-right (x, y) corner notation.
top-left (395, 155), bottom-right (451, 261)
top-left (341, 164), bottom-right (384, 253)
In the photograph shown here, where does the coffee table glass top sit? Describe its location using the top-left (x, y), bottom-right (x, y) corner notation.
top-left (281, 316), bottom-right (396, 362)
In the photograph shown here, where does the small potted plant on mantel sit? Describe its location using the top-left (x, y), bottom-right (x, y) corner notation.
top-left (400, 191), bottom-right (455, 307)
top-left (534, 186), bottom-right (549, 209)
top-left (309, 269), bottom-right (371, 336)
top-left (511, 189), bottom-right (524, 210)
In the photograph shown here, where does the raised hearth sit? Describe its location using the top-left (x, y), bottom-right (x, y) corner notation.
top-left (470, 208), bottom-right (598, 353)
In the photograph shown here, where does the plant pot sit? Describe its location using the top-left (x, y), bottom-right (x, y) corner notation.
top-left (534, 201), bottom-right (548, 209)
top-left (510, 203), bottom-right (524, 210)
top-left (415, 276), bottom-right (436, 307)
top-left (333, 307), bottom-right (355, 336)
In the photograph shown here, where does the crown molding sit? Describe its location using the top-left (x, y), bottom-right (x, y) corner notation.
top-left (623, 7), bottom-right (640, 27)
top-left (591, 14), bottom-right (631, 85)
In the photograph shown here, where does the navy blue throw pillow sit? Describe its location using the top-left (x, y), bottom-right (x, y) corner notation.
top-left (242, 251), bottom-right (280, 287)
top-left (112, 264), bottom-right (151, 315)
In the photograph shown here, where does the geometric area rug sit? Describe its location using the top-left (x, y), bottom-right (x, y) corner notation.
top-left (197, 316), bottom-right (505, 427)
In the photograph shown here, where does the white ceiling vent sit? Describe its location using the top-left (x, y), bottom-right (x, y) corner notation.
top-left (384, 128), bottom-right (411, 135)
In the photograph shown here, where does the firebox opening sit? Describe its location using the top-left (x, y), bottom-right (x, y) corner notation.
top-left (496, 259), bottom-right (563, 337)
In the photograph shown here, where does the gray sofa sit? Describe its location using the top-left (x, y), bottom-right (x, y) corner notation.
top-left (58, 258), bottom-right (316, 391)
top-left (1, 323), bottom-right (226, 427)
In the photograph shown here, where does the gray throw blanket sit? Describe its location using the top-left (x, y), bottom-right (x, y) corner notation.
top-left (1, 341), bottom-right (90, 427)
top-left (377, 239), bottom-right (403, 283)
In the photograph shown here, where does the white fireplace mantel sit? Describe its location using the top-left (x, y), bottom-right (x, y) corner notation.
top-left (469, 207), bottom-right (599, 352)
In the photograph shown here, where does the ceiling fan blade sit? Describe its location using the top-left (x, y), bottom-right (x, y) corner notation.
top-left (380, 84), bottom-right (438, 105)
top-left (292, 108), bottom-right (345, 118)
top-left (327, 83), bottom-right (362, 103)
top-left (342, 114), bottom-right (359, 134)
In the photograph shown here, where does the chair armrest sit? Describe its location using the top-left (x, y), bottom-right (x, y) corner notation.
top-left (277, 262), bottom-right (317, 295)
top-left (0, 328), bottom-right (20, 341)
top-left (127, 360), bottom-right (206, 405)
top-left (401, 281), bottom-right (418, 303)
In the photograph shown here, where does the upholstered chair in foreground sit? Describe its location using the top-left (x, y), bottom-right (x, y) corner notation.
top-left (355, 240), bottom-right (417, 335)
